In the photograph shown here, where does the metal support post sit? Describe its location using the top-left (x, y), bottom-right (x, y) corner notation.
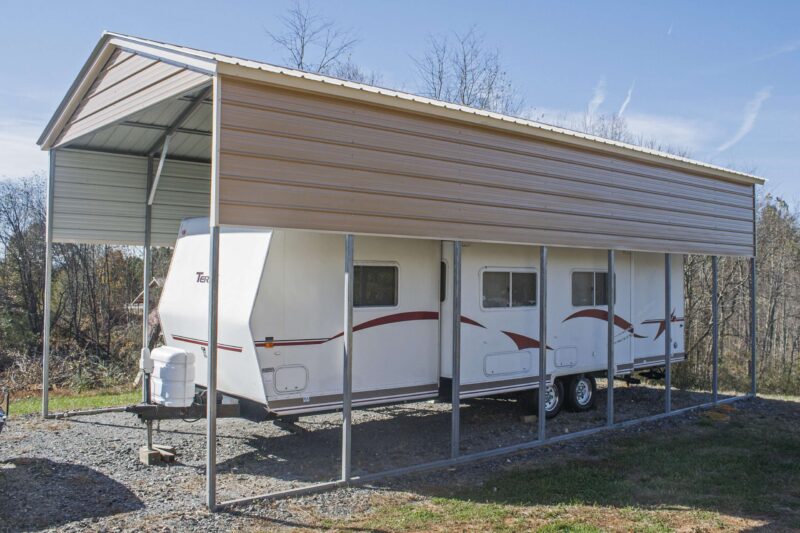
top-left (206, 225), bottom-right (220, 511)
top-left (711, 256), bottom-right (719, 403)
top-left (664, 253), bottom-right (672, 414)
top-left (143, 156), bottom-right (154, 448)
top-left (750, 256), bottom-right (757, 396)
top-left (607, 250), bottom-right (615, 426)
top-left (342, 234), bottom-right (354, 480)
top-left (538, 246), bottom-right (548, 440)
top-left (41, 151), bottom-right (55, 418)
top-left (451, 241), bottom-right (462, 458)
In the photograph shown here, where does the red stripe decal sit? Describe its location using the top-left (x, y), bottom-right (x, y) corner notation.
top-left (644, 309), bottom-right (684, 340)
top-left (259, 311), bottom-right (487, 347)
top-left (501, 331), bottom-right (552, 351)
top-left (461, 316), bottom-right (486, 328)
top-left (171, 335), bottom-right (243, 353)
top-left (562, 309), bottom-right (647, 339)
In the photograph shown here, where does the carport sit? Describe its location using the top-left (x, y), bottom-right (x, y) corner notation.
top-left (37, 32), bottom-right (764, 510)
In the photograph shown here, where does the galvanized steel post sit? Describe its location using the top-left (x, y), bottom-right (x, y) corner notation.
top-left (711, 256), bottom-right (719, 403)
top-left (538, 246), bottom-right (548, 440)
top-left (664, 254), bottom-right (672, 414)
top-left (607, 250), bottom-right (615, 426)
top-left (143, 156), bottom-right (154, 449)
top-left (206, 225), bottom-right (220, 511)
top-left (342, 234), bottom-right (354, 480)
top-left (750, 256), bottom-right (757, 396)
top-left (41, 151), bottom-right (55, 418)
top-left (451, 241), bottom-right (462, 459)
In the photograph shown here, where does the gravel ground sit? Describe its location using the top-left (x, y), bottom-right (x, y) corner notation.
top-left (0, 385), bottom-right (747, 532)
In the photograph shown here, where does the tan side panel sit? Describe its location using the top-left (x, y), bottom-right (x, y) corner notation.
top-left (56, 49), bottom-right (209, 147)
top-left (53, 149), bottom-right (209, 246)
top-left (218, 77), bottom-right (755, 256)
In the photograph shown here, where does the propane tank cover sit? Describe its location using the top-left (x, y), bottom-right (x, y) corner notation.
top-left (150, 346), bottom-right (195, 407)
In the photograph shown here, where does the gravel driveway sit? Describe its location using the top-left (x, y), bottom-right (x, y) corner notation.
top-left (0, 385), bottom-right (743, 532)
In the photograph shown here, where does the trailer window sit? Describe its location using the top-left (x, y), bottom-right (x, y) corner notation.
top-left (512, 272), bottom-right (537, 307)
top-left (354, 265), bottom-right (398, 307)
top-left (572, 271), bottom-right (615, 306)
top-left (482, 270), bottom-right (537, 308)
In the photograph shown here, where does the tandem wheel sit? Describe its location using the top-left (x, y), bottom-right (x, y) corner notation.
top-left (565, 375), bottom-right (597, 412)
top-left (524, 379), bottom-right (565, 418)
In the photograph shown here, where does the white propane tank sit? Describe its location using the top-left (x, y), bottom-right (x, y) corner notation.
top-left (150, 346), bottom-right (195, 407)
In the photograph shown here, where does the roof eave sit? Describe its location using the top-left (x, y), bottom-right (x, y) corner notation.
top-left (38, 32), bottom-right (217, 151)
top-left (37, 32), bottom-right (115, 149)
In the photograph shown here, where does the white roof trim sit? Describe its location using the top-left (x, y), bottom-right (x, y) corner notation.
top-left (40, 31), bottom-right (765, 186)
top-left (38, 33), bottom-right (215, 151)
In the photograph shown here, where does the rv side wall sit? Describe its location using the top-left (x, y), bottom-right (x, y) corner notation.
top-left (158, 222), bottom-right (685, 414)
top-left (251, 231), bottom-right (441, 415)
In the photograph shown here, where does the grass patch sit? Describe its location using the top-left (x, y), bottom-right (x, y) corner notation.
top-left (348, 398), bottom-right (800, 532)
top-left (8, 388), bottom-right (139, 416)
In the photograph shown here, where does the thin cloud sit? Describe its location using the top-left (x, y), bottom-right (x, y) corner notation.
top-left (716, 87), bottom-right (772, 153)
top-left (667, 23), bottom-right (673, 36)
top-left (755, 39), bottom-right (800, 62)
top-left (618, 81), bottom-right (635, 117)
top-left (0, 119), bottom-right (48, 179)
top-left (587, 78), bottom-right (606, 118)
top-left (531, 107), bottom-right (713, 150)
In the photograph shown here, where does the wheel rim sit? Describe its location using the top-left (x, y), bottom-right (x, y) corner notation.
top-left (575, 378), bottom-right (592, 406)
top-left (544, 384), bottom-right (558, 411)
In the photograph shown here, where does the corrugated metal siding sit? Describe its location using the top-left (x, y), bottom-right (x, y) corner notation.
top-left (53, 149), bottom-right (209, 246)
top-left (56, 49), bottom-right (209, 147)
top-left (150, 159), bottom-right (211, 244)
top-left (217, 77), bottom-right (755, 256)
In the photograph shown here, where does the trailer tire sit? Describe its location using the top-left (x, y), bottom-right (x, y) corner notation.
top-left (528, 379), bottom-right (564, 419)
top-left (566, 375), bottom-right (596, 412)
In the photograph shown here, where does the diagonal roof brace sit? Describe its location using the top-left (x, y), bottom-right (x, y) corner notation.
top-left (147, 84), bottom-right (212, 206)
top-left (148, 136), bottom-right (170, 206)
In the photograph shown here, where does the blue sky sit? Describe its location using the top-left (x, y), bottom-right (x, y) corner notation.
top-left (1, 1), bottom-right (797, 198)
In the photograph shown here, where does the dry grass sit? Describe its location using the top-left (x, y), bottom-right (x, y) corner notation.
top-left (335, 397), bottom-right (800, 532)
top-left (7, 387), bottom-right (139, 416)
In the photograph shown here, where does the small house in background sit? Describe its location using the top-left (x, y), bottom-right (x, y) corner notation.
top-left (128, 277), bottom-right (164, 314)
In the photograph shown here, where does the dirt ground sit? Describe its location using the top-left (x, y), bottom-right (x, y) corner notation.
top-left (0, 385), bottom-right (789, 532)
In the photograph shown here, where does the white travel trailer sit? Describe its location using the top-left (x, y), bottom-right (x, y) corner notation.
top-left (158, 217), bottom-right (685, 419)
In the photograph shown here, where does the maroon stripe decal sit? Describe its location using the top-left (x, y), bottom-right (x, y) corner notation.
top-left (259, 311), bottom-right (487, 347)
top-left (562, 309), bottom-right (647, 339)
top-left (461, 316), bottom-right (486, 328)
top-left (171, 335), bottom-right (243, 353)
top-left (501, 331), bottom-right (552, 351)
top-left (643, 309), bottom-right (684, 340)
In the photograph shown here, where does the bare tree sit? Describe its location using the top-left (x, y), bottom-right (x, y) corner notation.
top-left (330, 56), bottom-right (381, 85)
top-left (267, 0), bottom-right (377, 83)
top-left (414, 27), bottom-right (522, 115)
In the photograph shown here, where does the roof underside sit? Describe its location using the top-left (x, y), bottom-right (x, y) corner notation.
top-left (67, 85), bottom-right (212, 163)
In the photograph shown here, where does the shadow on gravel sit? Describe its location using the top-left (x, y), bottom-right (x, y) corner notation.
top-left (0, 457), bottom-right (143, 532)
top-left (214, 386), bottom-right (724, 485)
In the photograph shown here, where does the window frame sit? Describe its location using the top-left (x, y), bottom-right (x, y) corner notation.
top-left (570, 269), bottom-right (616, 308)
top-left (353, 261), bottom-right (400, 310)
top-left (479, 266), bottom-right (538, 311)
